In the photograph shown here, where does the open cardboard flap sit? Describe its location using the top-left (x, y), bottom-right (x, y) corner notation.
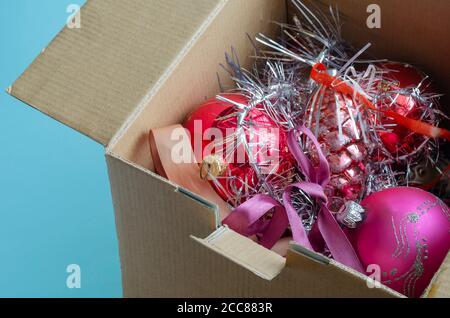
top-left (191, 226), bottom-right (403, 297)
top-left (424, 252), bottom-right (450, 298)
top-left (8, 0), bottom-right (224, 145)
top-left (7, 0), bottom-right (450, 142)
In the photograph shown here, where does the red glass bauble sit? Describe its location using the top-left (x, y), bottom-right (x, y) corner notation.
top-left (378, 63), bottom-right (433, 156)
top-left (184, 93), bottom-right (294, 205)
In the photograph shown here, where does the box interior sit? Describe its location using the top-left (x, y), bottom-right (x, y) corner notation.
top-left (109, 0), bottom-right (287, 169)
top-left (107, 0), bottom-right (450, 297)
top-left (110, 0), bottom-right (450, 168)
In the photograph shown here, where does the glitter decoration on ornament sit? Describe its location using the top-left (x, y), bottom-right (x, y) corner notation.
top-left (348, 188), bottom-right (450, 297)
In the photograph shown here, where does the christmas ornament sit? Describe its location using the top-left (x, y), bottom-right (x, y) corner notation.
top-left (306, 87), bottom-right (371, 213)
top-left (184, 93), bottom-right (295, 206)
top-left (382, 62), bottom-right (431, 91)
top-left (348, 187), bottom-right (450, 297)
top-left (307, 62), bottom-right (450, 213)
top-left (377, 62), bottom-right (440, 159)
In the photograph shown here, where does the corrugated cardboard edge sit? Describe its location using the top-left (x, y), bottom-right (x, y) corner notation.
top-left (108, 151), bottom-right (221, 227)
top-left (289, 242), bottom-right (404, 298)
top-left (193, 222), bottom-right (402, 297)
top-left (193, 226), bottom-right (402, 298)
top-left (423, 252), bottom-right (450, 298)
top-left (192, 227), bottom-right (286, 281)
top-left (5, 0), bottom-right (93, 144)
top-left (7, 0), bottom-right (225, 145)
top-left (6, 0), bottom-right (107, 145)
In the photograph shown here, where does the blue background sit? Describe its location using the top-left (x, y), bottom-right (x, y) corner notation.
top-left (0, 1), bottom-right (122, 297)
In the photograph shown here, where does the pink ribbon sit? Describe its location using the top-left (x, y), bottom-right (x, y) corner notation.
top-left (223, 126), bottom-right (364, 272)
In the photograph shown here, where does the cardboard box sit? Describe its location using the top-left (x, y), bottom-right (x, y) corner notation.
top-left (8, 0), bottom-right (450, 297)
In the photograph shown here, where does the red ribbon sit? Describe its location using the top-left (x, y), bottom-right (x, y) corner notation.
top-left (310, 63), bottom-right (450, 141)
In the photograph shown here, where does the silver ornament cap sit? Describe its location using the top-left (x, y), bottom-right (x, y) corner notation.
top-left (336, 201), bottom-right (366, 228)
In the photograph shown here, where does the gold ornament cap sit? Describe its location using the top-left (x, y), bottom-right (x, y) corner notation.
top-left (200, 155), bottom-right (227, 180)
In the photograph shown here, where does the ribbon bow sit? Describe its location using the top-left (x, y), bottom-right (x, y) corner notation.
top-left (223, 126), bottom-right (364, 272)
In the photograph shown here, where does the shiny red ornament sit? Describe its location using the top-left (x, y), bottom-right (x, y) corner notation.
top-left (378, 63), bottom-right (433, 157)
top-left (184, 93), bottom-right (294, 205)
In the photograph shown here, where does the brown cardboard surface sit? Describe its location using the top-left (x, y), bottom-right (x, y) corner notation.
top-left (9, 0), bottom-right (449, 146)
top-left (110, 0), bottom-right (287, 169)
top-left (196, 226), bottom-right (286, 280)
top-left (195, 227), bottom-right (403, 297)
top-left (8, 0), bottom-right (223, 145)
top-left (107, 154), bottom-right (218, 296)
top-left (424, 253), bottom-right (450, 298)
top-left (312, 0), bottom-right (450, 97)
top-left (107, 0), bottom-right (449, 298)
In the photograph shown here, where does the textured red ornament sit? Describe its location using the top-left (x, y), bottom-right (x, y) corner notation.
top-left (184, 93), bottom-right (294, 204)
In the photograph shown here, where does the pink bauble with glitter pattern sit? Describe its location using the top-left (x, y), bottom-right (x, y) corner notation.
top-left (349, 187), bottom-right (450, 298)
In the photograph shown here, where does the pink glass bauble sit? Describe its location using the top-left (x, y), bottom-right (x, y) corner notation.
top-left (348, 187), bottom-right (450, 297)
